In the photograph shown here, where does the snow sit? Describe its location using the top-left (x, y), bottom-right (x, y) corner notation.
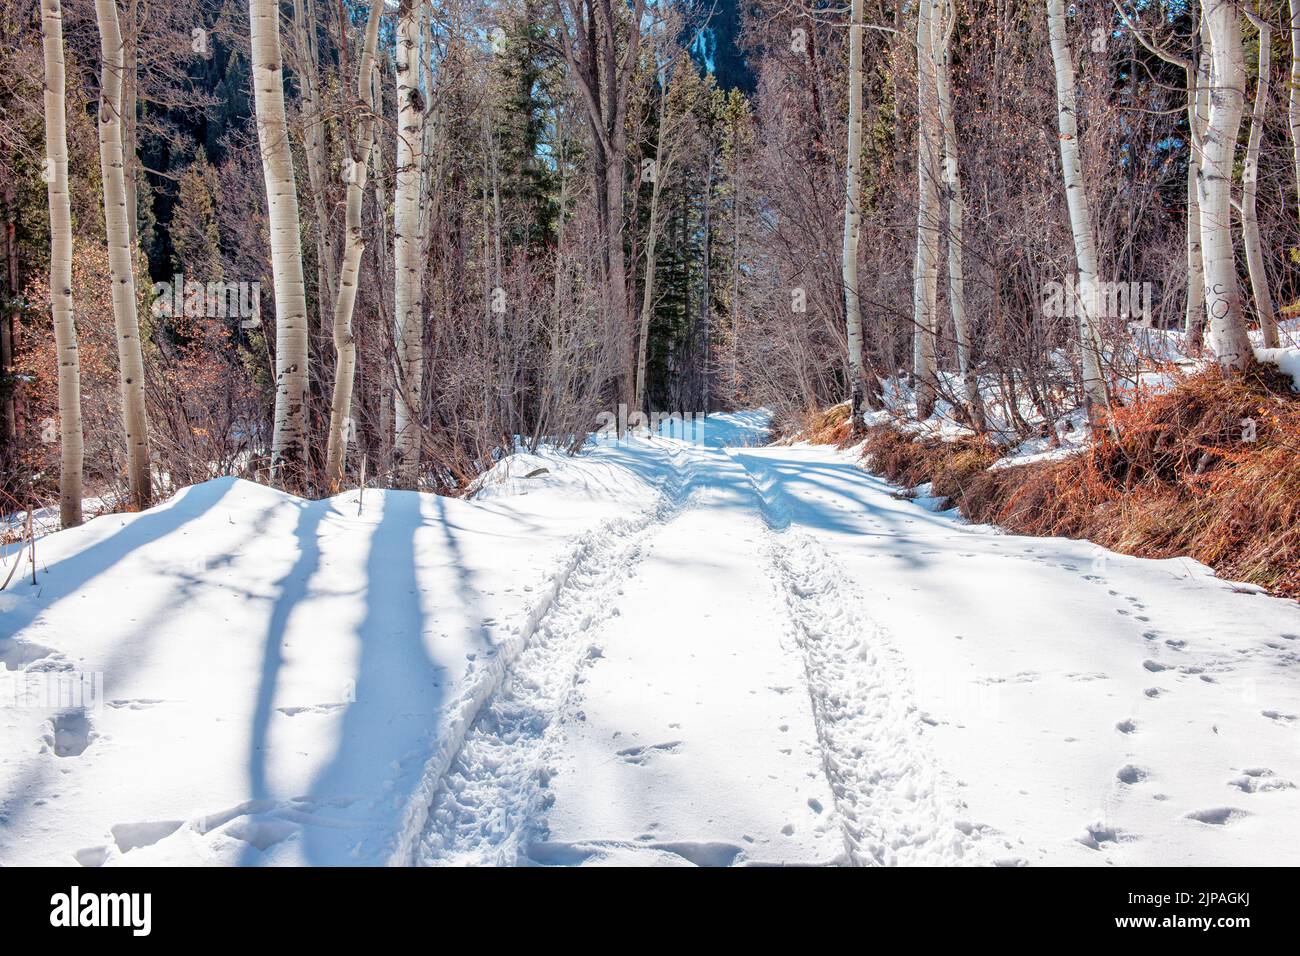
top-left (3, 412), bottom-right (1299, 866)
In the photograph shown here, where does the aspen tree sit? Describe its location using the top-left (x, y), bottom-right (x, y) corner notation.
top-left (393, 0), bottom-right (426, 489)
top-left (912, 0), bottom-right (941, 420)
top-left (94, 0), bottom-right (151, 508)
top-left (841, 0), bottom-right (868, 428)
top-left (250, 0), bottom-right (311, 487)
top-left (1046, 0), bottom-right (1109, 416)
top-left (41, 0), bottom-right (83, 527)
top-left (324, 2), bottom-right (385, 488)
top-left (1242, 9), bottom-right (1280, 349)
top-left (934, 0), bottom-right (983, 427)
top-left (1198, 0), bottom-right (1256, 370)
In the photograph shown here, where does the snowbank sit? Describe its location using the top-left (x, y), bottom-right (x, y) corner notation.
top-left (1256, 346), bottom-right (1300, 392)
top-left (0, 470), bottom-right (638, 865)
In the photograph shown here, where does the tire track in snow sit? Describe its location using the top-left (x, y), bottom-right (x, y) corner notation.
top-left (409, 441), bottom-right (714, 866)
top-left (728, 450), bottom-right (984, 866)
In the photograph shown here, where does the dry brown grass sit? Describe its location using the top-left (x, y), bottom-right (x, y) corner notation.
top-left (860, 364), bottom-right (1300, 597)
top-left (801, 402), bottom-right (855, 446)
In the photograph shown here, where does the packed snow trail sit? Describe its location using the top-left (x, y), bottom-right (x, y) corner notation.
top-left (2, 411), bottom-right (1299, 866)
top-left (416, 435), bottom-right (982, 866)
top-left (725, 442), bottom-right (1300, 865)
top-left (421, 441), bottom-right (865, 865)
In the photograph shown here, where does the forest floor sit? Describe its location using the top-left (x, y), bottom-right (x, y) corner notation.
top-left (2, 413), bottom-right (1299, 866)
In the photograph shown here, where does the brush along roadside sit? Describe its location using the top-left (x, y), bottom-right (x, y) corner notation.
top-left (859, 365), bottom-right (1300, 598)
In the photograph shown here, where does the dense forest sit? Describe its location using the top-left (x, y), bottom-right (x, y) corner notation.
top-left (0, 0), bottom-right (1295, 519)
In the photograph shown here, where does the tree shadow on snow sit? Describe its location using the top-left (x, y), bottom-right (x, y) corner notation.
top-left (297, 491), bottom-right (442, 866)
top-left (0, 478), bottom-right (235, 642)
top-left (243, 500), bottom-right (329, 813)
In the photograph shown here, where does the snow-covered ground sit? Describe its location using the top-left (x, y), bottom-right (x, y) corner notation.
top-left (2, 411), bottom-right (1298, 866)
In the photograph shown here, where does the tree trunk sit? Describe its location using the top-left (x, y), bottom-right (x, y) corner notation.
top-left (1046, 0), bottom-right (1109, 417)
top-left (1, 183), bottom-right (15, 446)
top-left (291, 0), bottom-right (338, 330)
top-left (700, 148), bottom-right (714, 413)
top-left (41, 0), bottom-right (84, 527)
top-left (553, 0), bottom-right (646, 412)
top-left (842, 0), bottom-right (868, 427)
top-left (393, 0), bottom-right (425, 489)
top-left (605, 132), bottom-right (631, 408)
top-left (1290, 0), bottom-right (1300, 229)
top-left (94, 0), bottom-right (151, 510)
top-left (251, 0), bottom-right (311, 488)
top-left (935, 0), bottom-right (983, 428)
top-left (912, 0), bottom-right (941, 420)
top-left (634, 80), bottom-right (669, 415)
top-left (123, 0), bottom-right (139, 250)
top-left (1199, 0), bottom-right (1255, 370)
top-left (324, 1), bottom-right (384, 489)
top-left (730, 137), bottom-right (742, 396)
top-left (1185, 56), bottom-right (1208, 350)
top-left (1243, 11), bottom-right (1280, 349)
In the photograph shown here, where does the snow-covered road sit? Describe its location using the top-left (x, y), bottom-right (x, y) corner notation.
top-left (2, 413), bottom-right (1299, 866)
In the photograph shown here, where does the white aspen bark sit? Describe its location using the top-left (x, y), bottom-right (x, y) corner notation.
top-left (1290, 0), bottom-right (1300, 227)
top-left (41, 0), bottom-right (83, 528)
top-left (250, 0), bottom-right (311, 485)
top-left (94, 0), bottom-right (151, 510)
top-left (841, 0), bottom-right (867, 426)
top-left (1243, 11), bottom-right (1280, 348)
top-left (324, 1), bottom-right (384, 488)
top-left (393, 0), bottom-right (425, 489)
top-left (912, 0), bottom-right (941, 420)
top-left (934, 0), bottom-right (983, 428)
top-left (1186, 57), bottom-right (1208, 348)
top-left (1046, 0), bottom-right (1109, 416)
top-left (371, 58), bottom-right (394, 470)
top-left (1199, 0), bottom-right (1256, 370)
top-left (123, 0), bottom-right (139, 250)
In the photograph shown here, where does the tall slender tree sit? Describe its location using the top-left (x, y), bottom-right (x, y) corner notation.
top-left (94, 0), bottom-right (151, 509)
top-left (250, 0), bottom-right (310, 487)
top-left (841, 0), bottom-right (868, 428)
top-left (934, 0), bottom-right (982, 427)
top-left (1290, 0), bottom-right (1300, 227)
top-left (1198, 0), bottom-right (1255, 370)
top-left (325, 1), bottom-right (385, 488)
top-left (41, 0), bottom-right (83, 527)
top-left (912, 0), bottom-right (941, 420)
top-left (393, 0), bottom-right (425, 489)
top-left (1046, 0), bottom-right (1109, 417)
top-left (554, 0), bottom-right (648, 408)
top-left (1242, 8), bottom-right (1279, 349)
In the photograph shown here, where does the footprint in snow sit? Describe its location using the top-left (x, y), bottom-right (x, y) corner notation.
top-left (1077, 823), bottom-right (1120, 850)
top-left (1116, 718), bottom-right (1137, 734)
top-left (1228, 768), bottom-right (1294, 793)
top-left (617, 741), bottom-right (682, 765)
top-left (1184, 807), bottom-right (1248, 826)
top-left (41, 711), bottom-right (94, 758)
top-left (1116, 765), bottom-right (1148, 785)
top-left (106, 698), bottom-right (165, 710)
